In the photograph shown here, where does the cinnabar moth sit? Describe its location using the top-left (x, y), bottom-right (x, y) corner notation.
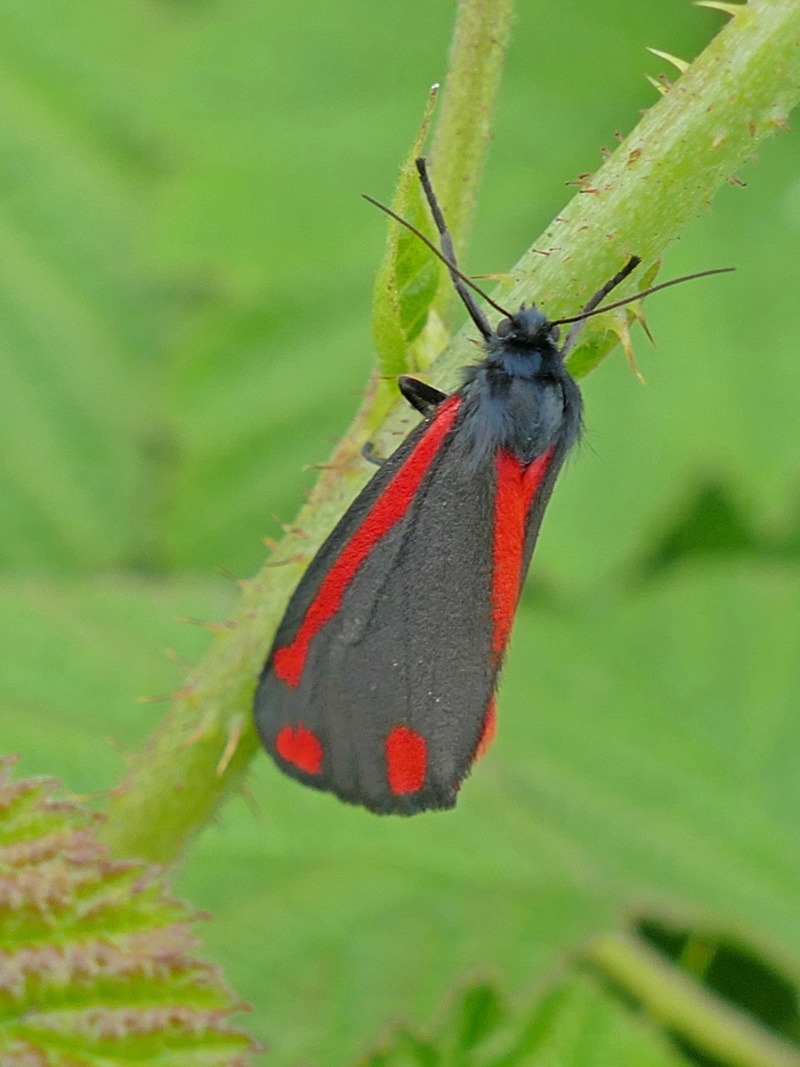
top-left (254, 158), bottom-right (729, 814)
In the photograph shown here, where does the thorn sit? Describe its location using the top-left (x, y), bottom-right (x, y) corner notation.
top-left (646, 75), bottom-right (669, 96)
top-left (263, 536), bottom-right (278, 551)
top-left (729, 175), bottom-right (747, 187)
top-left (183, 712), bottom-right (214, 747)
top-left (165, 647), bottom-right (194, 671)
top-left (216, 716), bottom-right (244, 776)
top-left (279, 522), bottom-right (308, 538)
top-left (138, 692), bottom-right (174, 705)
top-left (176, 616), bottom-right (236, 632)
top-left (615, 314), bottom-right (647, 384)
top-left (471, 271), bottom-right (517, 282)
top-left (239, 782), bottom-right (263, 823)
top-left (215, 565), bottom-right (240, 583)
top-left (566, 172), bottom-right (594, 189)
top-left (103, 734), bottom-right (127, 757)
top-left (264, 553), bottom-right (308, 568)
top-left (138, 683), bottom-right (195, 705)
top-left (647, 47), bottom-right (689, 73)
top-left (613, 131), bottom-right (624, 142)
top-left (631, 304), bottom-right (656, 348)
top-left (67, 790), bottom-right (103, 804)
top-left (695, 0), bottom-right (744, 15)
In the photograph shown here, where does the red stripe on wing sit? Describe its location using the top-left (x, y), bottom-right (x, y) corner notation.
top-left (275, 723), bottom-right (323, 775)
top-left (385, 725), bottom-right (427, 795)
top-left (473, 697), bottom-right (497, 761)
top-left (273, 396), bottom-right (461, 688)
top-left (490, 447), bottom-right (554, 662)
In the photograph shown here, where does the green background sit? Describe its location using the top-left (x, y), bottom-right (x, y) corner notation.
top-left (2, 1), bottom-right (799, 1063)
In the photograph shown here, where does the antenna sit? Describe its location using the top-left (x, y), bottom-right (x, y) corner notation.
top-left (362, 192), bottom-right (511, 341)
top-left (552, 266), bottom-right (735, 327)
top-left (363, 157), bottom-right (514, 342)
top-left (365, 157), bottom-right (734, 353)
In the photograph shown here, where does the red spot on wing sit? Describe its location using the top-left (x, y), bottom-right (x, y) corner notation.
top-left (473, 697), bottom-right (497, 761)
top-left (273, 397), bottom-right (461, 688)
top-left (275, 724), bottom-right (323, 775)
top-left (491, 448), bottom-right (554, 662)
top-left (385, 725), bottom-right (427, 795)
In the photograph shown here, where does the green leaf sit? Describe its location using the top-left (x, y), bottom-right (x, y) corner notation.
top-left (0, 575), bottom-right (237, 793)
top-left (370, 0), bottom-right (516, 384)
top-left (370, 85), bottom-right (442, 381)
top-left (0, 2), bottom-right (161, 572)
top-left (0, 757), bottom-right (260, 1066)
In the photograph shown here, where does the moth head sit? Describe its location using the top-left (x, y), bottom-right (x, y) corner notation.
top-left (496, 306), bottom-right (559, 348)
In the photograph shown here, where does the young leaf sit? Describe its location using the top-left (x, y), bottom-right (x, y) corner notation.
top-left (371, 85), bottom-right (443, 381)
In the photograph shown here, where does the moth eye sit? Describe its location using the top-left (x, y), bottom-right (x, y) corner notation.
top-left (550, 325), bottom-right (561, 343)
top-left (496, 318), bottom-right (512, 338)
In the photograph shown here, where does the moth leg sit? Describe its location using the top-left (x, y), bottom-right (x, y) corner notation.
top-left (363, 378), bottom-right (448, 465)
top-left (361, 441), bottom-right (385, 467)
top-left (398, 375), bottom-right (449, 417)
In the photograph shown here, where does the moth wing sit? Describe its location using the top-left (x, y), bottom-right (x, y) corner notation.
top-left (255, 400), bottom-right (499, 814)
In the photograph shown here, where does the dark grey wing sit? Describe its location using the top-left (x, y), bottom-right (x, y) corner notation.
top-left (254, 401), bottom-right (498, 814)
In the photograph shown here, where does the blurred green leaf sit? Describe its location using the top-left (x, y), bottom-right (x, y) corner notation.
top-left (0, 575), bottom-right (237, 791)
top-left (171, 563), bottom-right (800, 1064)
top-left (364, 973), bottom-right (691, 1066)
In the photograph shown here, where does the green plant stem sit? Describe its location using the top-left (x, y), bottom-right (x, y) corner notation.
top-left (100, 0), bottom-right (800, 864)
top-left (586, 931), bottom-right (800, 1067)
top-left (441, 0), bottom-right (800, 384)
top-left (430, 0), bottom-right (516, 265)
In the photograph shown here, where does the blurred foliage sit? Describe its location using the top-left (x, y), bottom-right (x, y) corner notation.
top-left (363, 977), bottom-right (691, 1066)
top-left (1, 1), bottom-right (800, 1065)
